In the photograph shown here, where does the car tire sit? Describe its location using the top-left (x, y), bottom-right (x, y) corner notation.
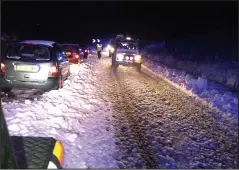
top-left (1, 87), bottom-right (12, 93)
top-left (136, 64), bottom-right (141, 72)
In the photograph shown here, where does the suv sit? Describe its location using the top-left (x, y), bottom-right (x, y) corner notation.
top-left (0, 102), bottom-right (64, 169)
top-left (112, 36), bottom-right (142, 71)
top-left (1, 40), bottom-right (70, 92)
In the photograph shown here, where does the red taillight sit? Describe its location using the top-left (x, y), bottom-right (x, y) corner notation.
top-left (1, 63), bottom-right (6, 73)
top-left (48, 65), bottom-right (58, 76)
top-left (73, 53), bottom-right (79, 59)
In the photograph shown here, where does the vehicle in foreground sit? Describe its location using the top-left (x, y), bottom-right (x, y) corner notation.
top-left (62, 44), bottom-right (82, 64)
top-left (1, 40), bottom-right (70, 92)
top-left (0, 102), bottom-right (64, 169)
top-left (112, 36), bottom-right (142, 71)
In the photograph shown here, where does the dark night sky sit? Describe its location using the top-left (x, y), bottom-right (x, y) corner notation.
top-left (2, 1), bottom-right (238, 43)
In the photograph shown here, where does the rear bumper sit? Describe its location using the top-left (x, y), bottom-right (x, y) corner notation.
top-left (68, 58), bottom-right (79, 64)
top-left (0, 73), bottom-right (11, 88)
top-left (5, 77), bottom-right (58, 90)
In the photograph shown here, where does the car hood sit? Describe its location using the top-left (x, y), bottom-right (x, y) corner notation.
top-left (116, 49), bottom-right (139, 55)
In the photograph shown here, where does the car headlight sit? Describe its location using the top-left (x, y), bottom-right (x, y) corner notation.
top-left (134, 55), bottom-right (141, 61)
top-left (110, 47), bottom-right (115, 53)
top-left (116, 53), bottom-right (124, 61)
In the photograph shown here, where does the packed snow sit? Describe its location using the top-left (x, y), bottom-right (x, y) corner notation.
top-left (2, 53), bottom-right (238, 168)
top-left (2, 56), bottom-right (118, 168)
top-left (142, 52), bottom-right (238, 122)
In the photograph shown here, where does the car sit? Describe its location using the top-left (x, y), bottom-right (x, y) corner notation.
top-left (62, 44), bottom-right (82, 64)
top-left (1, 36), bottom-right (17, 93)
top-left (111, 36), bottom-right (142, 72)
top-left (1, 40), bottom-right (70, 92)
top-left (0, 101), bottom-right (64, 169)
top-left (79, 44), bottom-right (89, 59)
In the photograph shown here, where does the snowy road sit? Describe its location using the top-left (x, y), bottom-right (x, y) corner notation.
top-left (2, 55), bottom-right (238, 168)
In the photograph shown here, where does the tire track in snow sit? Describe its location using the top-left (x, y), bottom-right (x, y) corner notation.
top-left (111, 70), bottom-right (159, 168)
top-left (96, 57), bottom-right (237, 168)
top-left (94, 59), bottom-right (159, 168)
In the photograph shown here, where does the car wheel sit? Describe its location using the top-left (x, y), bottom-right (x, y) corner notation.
top-left (136, 64), bottom-right (141, 72)
top-left (1, 87), bottom-right (12, 93)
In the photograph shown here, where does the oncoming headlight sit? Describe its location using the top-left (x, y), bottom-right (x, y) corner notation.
top-left (116, 53), bottom-right (124, 61)
top-left (110, 47), bottom-right (115, 53)
top-left (134, 55), bottom-right (141, 61)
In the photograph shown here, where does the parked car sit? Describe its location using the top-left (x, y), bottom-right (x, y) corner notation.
top-left (0, 102), bottom-right (64, 169)
top-left (79, 44), bottom-right (89, 59)
top-left (1, 35), bottom-right (18, 93)
top-left (1, 40), bottom-right (70, 92)
top-left (62, 44), bottom-right (81, 64)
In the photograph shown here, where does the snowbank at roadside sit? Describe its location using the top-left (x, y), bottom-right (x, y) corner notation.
top-left (142, 53), bottom-right (238, 122)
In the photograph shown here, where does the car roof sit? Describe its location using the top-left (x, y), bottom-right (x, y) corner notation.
top-left (19, 40), bottom-right (56, 47)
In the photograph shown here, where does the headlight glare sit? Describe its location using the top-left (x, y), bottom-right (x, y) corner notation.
top-left (134, 55), bottom-right (141, 61)
top-left (110, 47), bottom-right (115, 53)
top-left (116, 53), bottom-right (124, 60)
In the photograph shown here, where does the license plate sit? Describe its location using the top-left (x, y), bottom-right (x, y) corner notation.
top-left (16, 65), bottom-right (38, 72)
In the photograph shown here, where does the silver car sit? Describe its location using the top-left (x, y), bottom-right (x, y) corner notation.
top-left (1, 40), bottom-right (70, 91)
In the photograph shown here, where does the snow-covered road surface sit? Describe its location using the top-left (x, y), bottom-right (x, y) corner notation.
top-left (2, 55), bottom-right (238, 168)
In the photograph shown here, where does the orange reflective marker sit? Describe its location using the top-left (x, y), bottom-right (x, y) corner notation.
top-left (53, 141), bottom-right (64, 167)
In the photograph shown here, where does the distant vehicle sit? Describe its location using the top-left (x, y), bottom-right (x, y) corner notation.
top-left (79, 44), bottom-right (89, 59)
top-left (0, 102), bottom-right (64, 169)
top-left (62, 44), bottom-right (82, 64)
top-left (111, 36), bottom-right (142, 72)
top-left (1, 40), bottom-right (70, 92)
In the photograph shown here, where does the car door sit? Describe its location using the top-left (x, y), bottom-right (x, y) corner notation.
top-left (55, 44), bottom-right (69, 80)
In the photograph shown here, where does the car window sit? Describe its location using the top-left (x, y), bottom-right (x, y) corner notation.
top-left (6, 44), bottom-right (51, 61)
top-left (62, 45), bottom-right (78, 53)
top-left (118, 42), bottom-right (138, 50)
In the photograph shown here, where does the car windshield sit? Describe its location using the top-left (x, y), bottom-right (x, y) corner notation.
top-left (118, 42), bottom-right (138, 50)
top-left (6, 44), bottom-right (51, 61)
